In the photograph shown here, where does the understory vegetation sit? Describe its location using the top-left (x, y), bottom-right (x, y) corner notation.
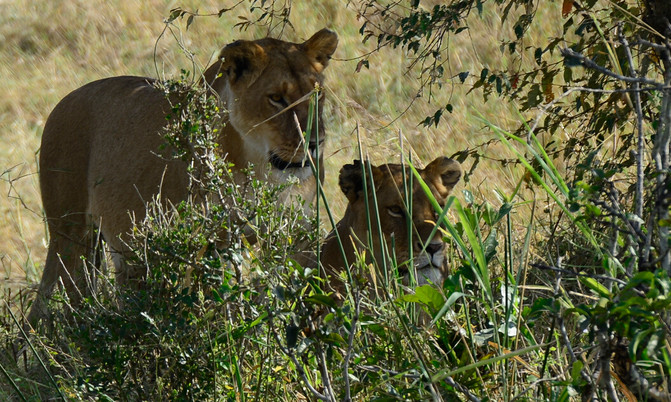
top-left (3, 0), bottom-right (671, 401)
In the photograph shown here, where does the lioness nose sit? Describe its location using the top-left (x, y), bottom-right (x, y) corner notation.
top-left (419, 242), bottom-right (444, 255)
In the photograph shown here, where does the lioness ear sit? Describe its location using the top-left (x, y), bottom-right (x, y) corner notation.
top-left (339, 160), bottom-right (364, 203)
top-left (340, 160), bottom-right (382, 203)
top-left (424, 157), bottom-right (462, 198)
top-left (214, 40), bottom-right (268, 87)
top-left (302, 28), bottom-right (338, 73)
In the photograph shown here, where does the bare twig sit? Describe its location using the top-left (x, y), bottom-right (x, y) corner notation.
top-left (442, 376), bottom-right (482, 402)
top-left (618, 26), bottom-right (645, 275)
top-left (596, 326), bottom-right (620, 402)
top-left (531, 263), bottom-right (628, 286)
top-left (342, 289), bottom-right (361, 402)
top-left (561, 47), bottom-right (664, 88)
top-left (652, 44), bottom-right (671, 273)
top-left (269, 316), bottom-right (331, 401)
top-left (315, 341), bottom-right (337, 402)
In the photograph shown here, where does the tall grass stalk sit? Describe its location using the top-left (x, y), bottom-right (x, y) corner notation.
top-left (6, 301), bottom-right (65, 400)
top-left (482, 115), bottom-right (602, 256)
top-left (0, 360), bottom-right (26, 402)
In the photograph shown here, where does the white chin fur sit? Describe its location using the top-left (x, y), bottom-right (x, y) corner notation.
top-left (269, 165), bottom-right (314, 182)
top-left (402, 267), bottom-right (444, 286)
top-left (414, 251), bottom-right (445, 271)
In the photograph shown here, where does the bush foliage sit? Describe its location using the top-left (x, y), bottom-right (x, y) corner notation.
top-left (3, 1), bottom-right (671, 401)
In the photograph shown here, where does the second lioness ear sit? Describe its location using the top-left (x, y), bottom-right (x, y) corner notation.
top-left (339, 160), bottom-right (383, 203)
top-left (217, 40), bottom-right (269, 86)
top-left (339, 160), bottom-right (364, 203)
top-left (424, 157), bottom-right (463, 198)
top-left (302, 28), bottom-right (338, 72)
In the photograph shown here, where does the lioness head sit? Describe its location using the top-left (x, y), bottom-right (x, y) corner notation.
top-left (204, 28), bottom-right (338, 184)
top-left (321, 157), bottom-right (462, 293)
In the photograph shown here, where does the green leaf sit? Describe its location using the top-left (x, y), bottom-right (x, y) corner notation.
top-left (286, 325), bottom-right (299, 348)
top-left (483, 230), bottom-right (498, 263)
top-left (579, 276), bottom-right (611, 298)
top-left (498, 202), bottom-right (513, 222)
top-left (480, 68), bottom-right (488, 82)
top-left (167, 8), bottom-right (182, 22)
top-left (400, 285), bottom-right (445, 312)
top-left (458, 71), bottom-right (470, 83)
top-left (432, 291), bottom-right (466, 323)
top-left (305, 294), bottom-right (338, 309)
top-left (524, 297), bottom-right (557, 319)
top-left (570, 360), bottom-right (583, 383)
top-left (463, 189), bottom-right (474, 204)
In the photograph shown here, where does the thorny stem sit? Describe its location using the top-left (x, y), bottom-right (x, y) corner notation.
top-left (596, 326), bottom-right (620, 402)
top-left (342, 289), bottom-right (361, 402)
top-left (269, 314), bottom-right (331, 401)
top-left (562, 41), bottom-right (671, 273)
top-left (559, 315), bottom-right (595, 389)
top-left (653, 44), bottom-right (671, 273)
top-left (315, 341), bottom-right (337, 401)
top-left (561, 47), bottom-right (664, 87)
top-left (619, 26), bottom-right (645, 275)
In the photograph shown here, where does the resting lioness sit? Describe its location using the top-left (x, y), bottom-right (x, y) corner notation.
top-left (320, 157), bottom-right (462, 295)
top-left (27, 29), bottom-right (338, 326)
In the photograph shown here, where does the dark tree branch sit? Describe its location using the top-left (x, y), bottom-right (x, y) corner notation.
top-left (561, 47), bottom-right (664, 88)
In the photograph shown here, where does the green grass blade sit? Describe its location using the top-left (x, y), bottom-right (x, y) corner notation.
top-left (480, 118), bottom-right (602, 255)
top-left (0, 360), bottom-right (27, 402)
top-left (6, 302), bottom-right (66, 400)
top-left (432, 342), bottom-right (550, 382)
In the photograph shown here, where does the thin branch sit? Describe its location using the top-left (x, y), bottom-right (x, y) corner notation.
top-left (561, 47), bottom-right (664, 88)
top-left (269, 314), bottom-right (331, 401)
top-left (632, 38), bottom-right (671, 51)
top-left (315, 342), bottom-right (337, 402)
top-left (531, 263), bottom-right (628, 286)
top-left (342, 289), bottom-right (361, 402)
top-left (650, 39), bottom-right (671, 273)
top-left (442, 376), bottom-right (482, 402)
top-left (596, 326), bottom-right (620, 402)
top-left (618, 26), bottom-right (645, 262)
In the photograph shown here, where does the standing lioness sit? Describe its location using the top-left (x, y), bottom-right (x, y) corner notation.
top-left (27, 29), bottom-right (338, 326)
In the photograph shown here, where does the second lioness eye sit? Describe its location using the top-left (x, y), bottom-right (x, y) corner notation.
top-left (387, 206), bottom-right (404, 218)
top-left (269, 94), bottom-right (285, 105)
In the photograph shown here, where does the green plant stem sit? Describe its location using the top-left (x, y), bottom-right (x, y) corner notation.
top-left (432, 342), bottom-right (551, 382)
top-left (6, 302), bottom-right (66, 400)
top-left (0, 360), bottom-right (27, 402)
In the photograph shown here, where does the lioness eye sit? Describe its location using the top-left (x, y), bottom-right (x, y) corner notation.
top-left (269, 94), bottom-right (285, 106)
top-left (387, 206), bottom-right (404, 218)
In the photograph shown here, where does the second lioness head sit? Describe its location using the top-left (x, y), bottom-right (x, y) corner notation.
top-left (323, 157), bottom-right (462, 289)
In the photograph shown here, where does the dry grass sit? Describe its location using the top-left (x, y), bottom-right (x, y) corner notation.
top-left (0, 0), bottom-right (561, 290)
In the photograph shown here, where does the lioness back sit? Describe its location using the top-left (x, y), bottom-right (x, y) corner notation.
top-left (28, 29), bottom-right (338, 328)
top-left (40, 76), bottom-right (186, 257)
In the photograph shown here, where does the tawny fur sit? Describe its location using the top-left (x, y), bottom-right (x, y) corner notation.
top-left (321, 157), bottom-right (462, 296)
top-left (28, 29), bottom-right (338, 327)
